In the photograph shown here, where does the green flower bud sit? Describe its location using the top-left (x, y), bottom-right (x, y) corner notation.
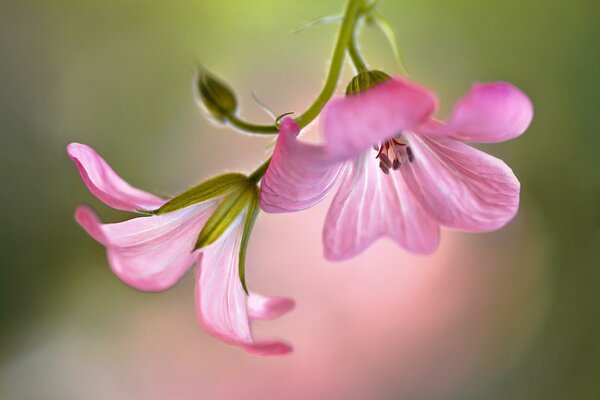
top-left (196, 70), bottom-right (238, 121)
top-left (345, 70), bottom-right (392, 96)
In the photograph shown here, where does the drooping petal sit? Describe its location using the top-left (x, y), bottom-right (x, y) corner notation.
top-left (401, 133), bottom-right (520, 232)
top-left (260, 117), bottom-right (346, 213)
top-left (75, 202), bottom-right (215, 291)
top-left (320, 77), bottom-right (437, 160)
top-left (67, 143), bottom-right (165, 212)
top-left (75, 205), bottom-right (107, 245)
top-left (247, 294), bottom-right (295, 322)
top-left (196, 220), bottom-right (293, 356)
top-left (445, 82), bottom-right (533, 143)
top-left (323, 155), bottom-right (440, 261)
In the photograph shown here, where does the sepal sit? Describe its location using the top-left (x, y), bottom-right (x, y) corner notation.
top-left (195, 183), bottom-right (255, 250)
top-left (345, 70), bottom-right (391, 96)
top-left (366, 11), bottom-right (409, 75)
top-left (238, 186), bottom-right (260, 294)
top-left (148, 173), bottom-right (247, 215)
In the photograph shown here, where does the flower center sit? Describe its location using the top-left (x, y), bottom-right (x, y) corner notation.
top-left (373, 133), bottom-right (414, 174)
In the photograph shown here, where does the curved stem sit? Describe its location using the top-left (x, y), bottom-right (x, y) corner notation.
top-left (348, 21), bottom-right (368, 72)
top-left (224, 0), bottom-right (365, 135)
top-left (295, 0), bottom-right (365, 128)
top-left (226, 114), bottom-right (278, 134)
top-left (247, 0), bottom-right (367, 181)
top-left (243, 0), bottom-right (367, 183)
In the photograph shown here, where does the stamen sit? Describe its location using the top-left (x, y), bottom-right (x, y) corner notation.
top-left (407, 146), bottom-right (414, 163)
top-left (379, 161), bottom-right (390, 174)
top-left (379, 152), bottom-right (392, 169)
top-left (374, 134), bottom-right (415, 174)
top-left (391, 138), bottom-right (406, 146)
top-left (392, 145), bottom-right (404, 162)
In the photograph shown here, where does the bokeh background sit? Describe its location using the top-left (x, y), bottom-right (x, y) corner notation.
top-left (1, 0), bottom-right (599, 399)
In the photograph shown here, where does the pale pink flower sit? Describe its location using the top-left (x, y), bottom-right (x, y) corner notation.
top-left (68, 143), bottom-right (294, 355)
top-left (261, 77), bottom-right (533, 260)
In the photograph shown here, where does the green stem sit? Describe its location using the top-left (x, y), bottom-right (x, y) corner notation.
top-left (247, 0), bottom-right (366, 181)
top-left (226, 114), bottom-right (278, 134)
top-left (295, 0), bottom-right (365, 128)
top-left (248, 156), bottom-right (272, 183)
top-left (348, 21), bottom-right (368, 72)
top-left (224, 0), bottom-right (365, 135)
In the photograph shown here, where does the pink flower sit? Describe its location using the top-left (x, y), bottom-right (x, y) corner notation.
top-left (68, 143), bottom-right (294, 355)
top-left (261, 77), bottom-right (533, 260)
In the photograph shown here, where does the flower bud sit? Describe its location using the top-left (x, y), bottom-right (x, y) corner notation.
top-left (345, 70), bottom-right (391, 96)
top-left (196, 70), bottom-right (238, 121)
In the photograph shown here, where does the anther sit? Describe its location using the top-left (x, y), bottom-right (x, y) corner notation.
top-left (379, 162), bottom-right (390, 174)
top-left (406, 146), bottom-right (414, 163)
top-left (379, 153), bottom-right (392, 169)
top-left (374, 135), bottom-right (414, 174)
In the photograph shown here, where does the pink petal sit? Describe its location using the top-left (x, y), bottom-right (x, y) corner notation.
top-left (401, 133), bottom-right (520, 231)
top-left (323, 155), bottom-right (440, 261)
top-left (67, 143), bottom-right (165, 212)
top-left (196, 221), bottom-right (293, 356)
top-left (445, 82), bottom-right (533, 143)
top-left (260, 117), bottom-right (346, 213)
top-left (75, 205), bottom-right (108, 245)
top-left (75, 202), bottom-right (215, 291)
top-left (320, 77), bottom-right (438, 160)
top-left (247, 294), bottom-right (295, 322)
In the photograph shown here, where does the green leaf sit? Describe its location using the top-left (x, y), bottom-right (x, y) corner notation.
top-left (369, 11), bottom-right (410, 76)
top-left (238, 187), bottom-right (260, 295)
top-left (150, 173), bottom-right (247, 215)
top-left (194, 184), bottom-right (254, 250)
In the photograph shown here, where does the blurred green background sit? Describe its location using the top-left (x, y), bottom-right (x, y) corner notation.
top-left (1, 0), bottom-right (599, 399)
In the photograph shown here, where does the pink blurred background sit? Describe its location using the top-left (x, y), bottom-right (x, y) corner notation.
top-left (1, 0), bottom-right (598, 398)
